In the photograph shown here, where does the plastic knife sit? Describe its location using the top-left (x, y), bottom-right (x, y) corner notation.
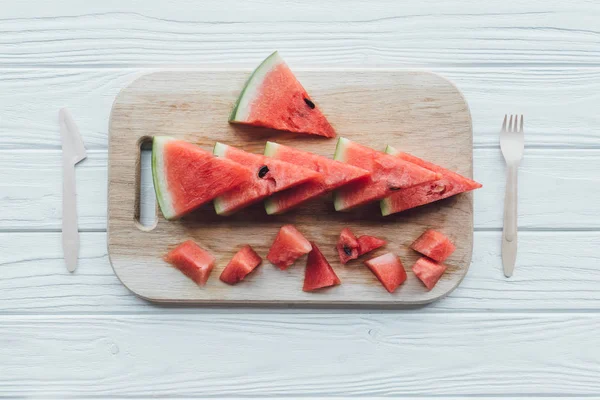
top-left (60, 108), bottom-right (87, 272)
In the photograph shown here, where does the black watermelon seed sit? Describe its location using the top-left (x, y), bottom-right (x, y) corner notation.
top-left (258, 165), bottom-right (269, 178)
top-left (389, 186), bottom-right (401, 191)
top-left (304, 98), bottom-right (315, 109)
top-left (343, 245), bottom-right (353, 256)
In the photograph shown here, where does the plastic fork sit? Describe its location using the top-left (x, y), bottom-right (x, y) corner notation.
top-left (500, 114), bottom-right (524, 277)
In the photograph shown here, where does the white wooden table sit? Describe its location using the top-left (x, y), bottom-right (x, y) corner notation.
top-left (1, 1), bottom-right (599, 398)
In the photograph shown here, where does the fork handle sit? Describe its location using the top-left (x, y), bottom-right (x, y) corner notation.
top-left (502, 164), bottom-right (518, 277)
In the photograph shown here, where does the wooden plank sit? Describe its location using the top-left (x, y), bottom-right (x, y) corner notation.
top-left (1, 68), bottom-right (599, 150)
top-left (1, 0), bottom-right (599, 67)
top-left (0, 313), bottom-right (598, 396)
top-left (1, 231), bottom-right (599, 313)
top-left (1, 148), bottom-right (598, 231)
top-left (107, 69), bottom-right (474, 305)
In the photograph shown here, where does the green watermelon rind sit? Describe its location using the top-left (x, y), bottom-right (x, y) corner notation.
top-left (151, 136), bottom-right (177, 220)
top-left (332, 137), bottom-right (351, 211)
top-left (379, 145), bottom-right (399, 216)
top-left (212, 142), bottom-right (231, 215)
top-left (263, 141), bottom-right (281, 215)
top-left (229, 51), bottom-right (284, 122)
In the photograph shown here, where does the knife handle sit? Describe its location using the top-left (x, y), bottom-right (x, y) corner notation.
top-left (62, 159), bottom-right (79, 272)
top-left (502, 164), bottom-right (518, 277)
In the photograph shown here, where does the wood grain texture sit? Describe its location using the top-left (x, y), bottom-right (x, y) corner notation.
top-left (1, 0), bottom-right (599, 67)
top-left (108, 69), bottom-right (474, 305)
top-left (0, 313), bottom-right (598, 397)
top-left (2, 231), bottom-right (600, 313)
top-left (3, 148), bottom-right (599, 231)
top-left (2, 68), bottom-right (599, 150)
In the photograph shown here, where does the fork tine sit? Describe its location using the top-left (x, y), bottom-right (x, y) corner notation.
top-left (502, 114), bottom-right (507, 131)
top-left (508, 115), bottom-right (514, 132)
top-left (520, 114), bottom-right (524, 133)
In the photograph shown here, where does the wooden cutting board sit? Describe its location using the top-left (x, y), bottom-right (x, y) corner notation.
top-left (108, 69), bottom-right (474, 306)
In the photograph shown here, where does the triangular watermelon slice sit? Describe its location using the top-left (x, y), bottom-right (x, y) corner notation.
top-left (411, 229), bottom-right (456, 262)
top-left (333, 138), bottom-right (442, 211)
top-left (381, 146), bottom-right (482, 216)
top-left (164, 240), bottom-right (215, 286)
top-left (412, 257), bottom-right (448, 290)
top-left (303, 242), bottom-right (341, 292)
top-left (357, 235), bottom-right (386, 256)
top-left (229, 51), bottom-right (336, 138)
top-left (336, 228), bottom-right (360, 264)
top-left (263, 142), bottom-right (370, 214)
top-left (152, 137), bottom-right (253, 220)
top-left (213, 143), bottom-right (322, 215)
top-left (364, 252), bottom-right (407, 293)
top-left (220, 245), bottom-right (263, 285)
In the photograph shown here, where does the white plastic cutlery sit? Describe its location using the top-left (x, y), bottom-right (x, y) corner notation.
top-left (500, 114), bottom-right (524, 277)
top-left (60, 108), bottom-right (87, 272)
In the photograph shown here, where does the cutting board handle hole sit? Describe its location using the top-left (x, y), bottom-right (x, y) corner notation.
top-left (134, 137), bottom-right (158, 231)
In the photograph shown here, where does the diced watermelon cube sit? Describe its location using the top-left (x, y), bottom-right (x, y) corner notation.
top-left (164, 240), bottom-right (215, 285)
top-left (412, 257), bottom-right (448, 290)
top-left (267, 225), bottom-right (312, 269)
top-left (411, 229), bottom-right (456, 262)
top-left (357, 235), bottom-right (386, 256)
top-left (364, 252), bottom-right (407, 293)
top-left (303, 242), bottom-right (341, 292)
top-left (220, 245), bottom-right (262, 285)
top-left (336, 228), bottom-right (359, 264)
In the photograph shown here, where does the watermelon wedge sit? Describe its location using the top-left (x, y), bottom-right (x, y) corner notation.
top-left (357, 235), bottom-right (386, 256)
top-left (303, 242), bottom-right (341, 292)
top-left (264, 142), bottom-right (370, 214)
top-left (411, 229), bottom-right (456, 262)
top-left (229, 51), bottom-right (336, 138)
top-left (220, 245), bottom-right (263, 285)
top-left (412, 257), bottom-right (448, 290)
top-left (152, 137), bottom-right (252, 220)
top-left (381, 146), bottom-right (482, 216)
top-left (213, 143), bottom-right (321, 215)
top-left (333, 138), bottom-right (441, 211)
top-left (164, 240), bottom-right (215, 286)
top-left (364, 252), bottom-right (407, 293)
top-left (336, 228), bottom-right (360, 264)
top-left (267, 225), bottom-right (312, 269)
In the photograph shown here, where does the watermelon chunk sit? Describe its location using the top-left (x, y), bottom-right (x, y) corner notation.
top-left (333, 138), bottom-right (441, 211)
top-left (364, 252), bottom-right (407, 293)
top-left (357, 235), bottom-right (386, 256)
top-left (229, 51), bottom-right (336, 138)
top-left (381, 145), bottom-right (482, 216)
top-left (164, 240), bottom-right (215, 285)
top-left (264, 142), bottom-right (370, 214)
top-left (336, 228), bottom-right (360, 264)
top-left (303, 242), bottom-right (341, 291)
top-left (152, 137), bottom-right (252, 220)
top-left (267, 225), bottom-right (312, 269)
top-left (411, 229), bottom-right (456, 262)
top-left (213, 143), bottom-right (321, 215)
top-left (220, 245), bottom-right (263, 285)
top-left (412, 257), bottom-right (448, 290)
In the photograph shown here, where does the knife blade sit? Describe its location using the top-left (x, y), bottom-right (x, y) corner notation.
top-left (60, 108), bottom-right (87, 272)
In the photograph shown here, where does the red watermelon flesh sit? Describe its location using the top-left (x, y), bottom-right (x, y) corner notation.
top-left (164, 240), bottom-right (215, 285)
top-left (213, 143), bottom-right (321, 215)
top-left (264, 142), bottom-right (370, 214)
top-left (411, 229), bottom-right (456, 262)
top-left (364, 252), bottom-right (407, 293)
top-left (333, 138), bottom-right (441, 211)
top-left (267, 225), bottom-right (312, 269)
top-left (336, 228), bottom-right (360, 264)
top-left (152, 137), bottom-right (252, 220)
top-left (229, 51), bottom-right (336, 138)
top-left (381, 146), bottom-right (482, 216)
top-left (303, 242), bottom-right (341, 292)
top-left (412, 257), bottom-right (448, 290)
top-left (357, 235), bottom-right (386, 256)
top-left (220, 245), bottom-right (263, 285)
